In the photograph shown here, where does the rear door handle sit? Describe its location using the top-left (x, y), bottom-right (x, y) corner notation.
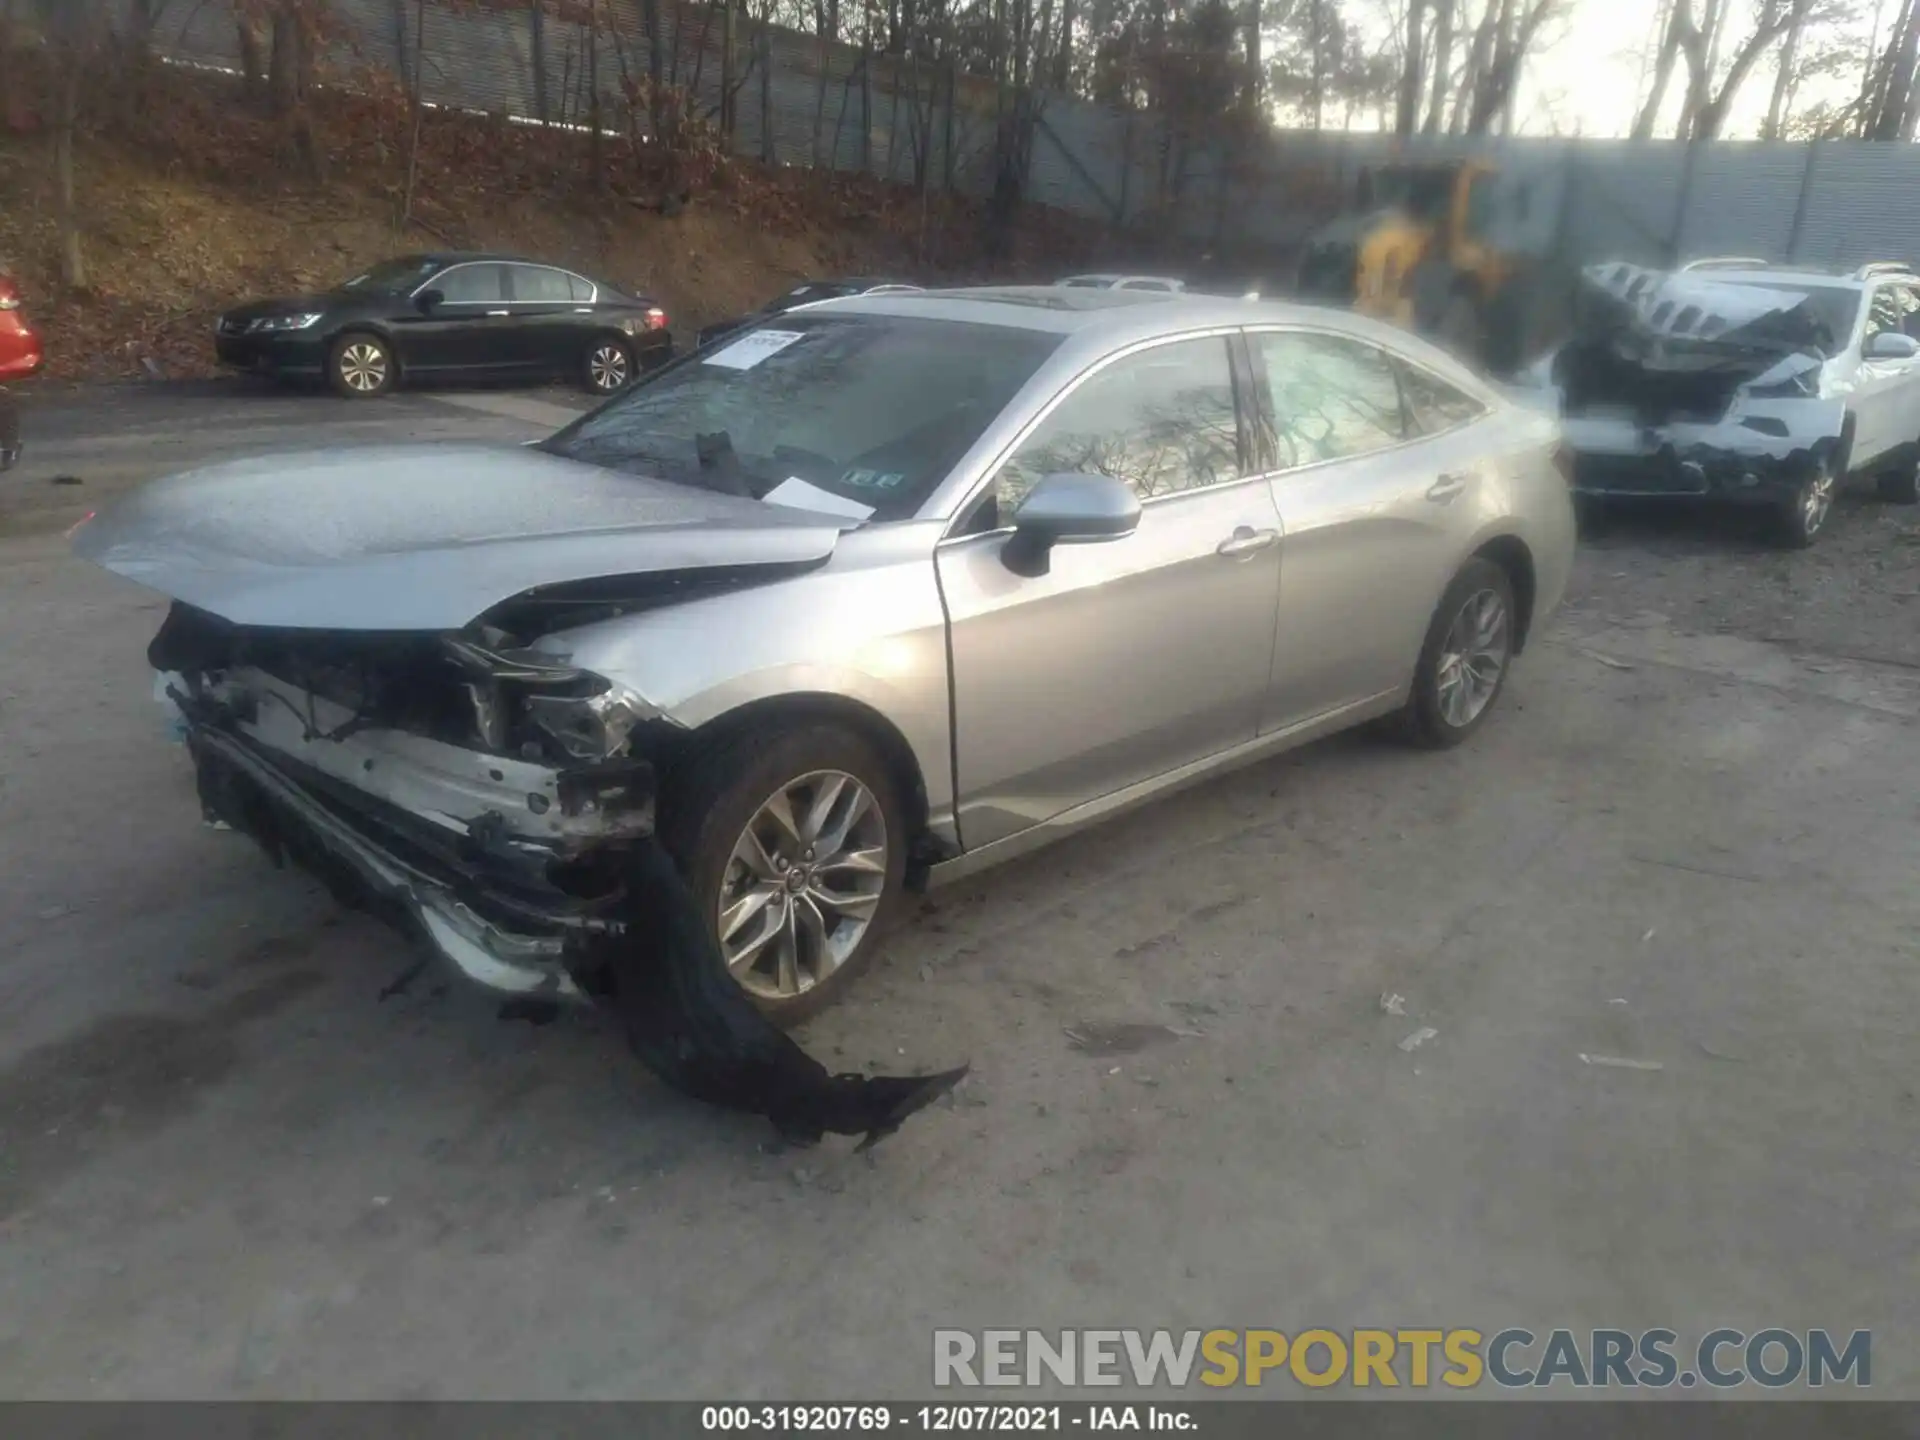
top-left (485, 309), bottom-right (511, 317)
top-left (1426, 473), bottom-right (1470, 502)
top-left (1216, 526), bottom-right (1279, 559)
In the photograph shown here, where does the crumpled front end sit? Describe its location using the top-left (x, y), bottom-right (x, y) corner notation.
top-left (1536, 263), bottom-right (1849, 502)
top-left (154, 603), bottom-right (664, 1000)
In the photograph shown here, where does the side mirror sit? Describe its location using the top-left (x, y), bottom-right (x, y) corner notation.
top-left (1001, 472), bottom-right (1141, 578)
top-left (1865, 330), bottom-right (1919, 360)
top-left (416, 288), bottom-right (445, 313)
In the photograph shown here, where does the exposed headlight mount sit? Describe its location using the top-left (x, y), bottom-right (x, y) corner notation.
top-left (444, 637), bottom-right (660, 762)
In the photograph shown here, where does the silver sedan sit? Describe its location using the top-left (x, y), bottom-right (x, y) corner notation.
top-left (78, 288), bottom-right (1575, 1021)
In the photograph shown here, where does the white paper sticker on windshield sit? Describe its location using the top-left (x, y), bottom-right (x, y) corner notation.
top-left (703, 328), bottom-right (807, 371)
top-left (762, 477), bottom-right (876, 521)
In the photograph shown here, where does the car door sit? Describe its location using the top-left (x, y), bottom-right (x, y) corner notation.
top-left (393, 261), bottom-right (514, 374)
top-left (934, 332), bottom-right (1284, 851)
top-left (1247, 327), bottom-right (1489, 732)
top-left (504, 263), bottom-right (591, 377)
top-left (1852, 282), bottom-right (1920, 468)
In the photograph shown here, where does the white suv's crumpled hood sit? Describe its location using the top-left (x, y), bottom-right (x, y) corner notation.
top-left (73, 443), bottom-right (849, 631)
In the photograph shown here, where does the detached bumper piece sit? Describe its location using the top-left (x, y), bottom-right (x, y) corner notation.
top-left (189, 722), bottom-right (640, 1000)
top-left (189, 721), bottom-right (966, 1150)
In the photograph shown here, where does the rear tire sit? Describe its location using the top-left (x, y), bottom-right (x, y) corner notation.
top-left (583, 336), bottom-right (635, 396)
top-left (1399, 557), bottom-right (1518, 750)
top-left (660, 723), bottom-right (908, 1026)
top-left (328, 332), bottom-right (396, 398)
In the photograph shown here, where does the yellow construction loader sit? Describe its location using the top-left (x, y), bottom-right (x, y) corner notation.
top-left (1296, 158), bottom-right (1554, 375)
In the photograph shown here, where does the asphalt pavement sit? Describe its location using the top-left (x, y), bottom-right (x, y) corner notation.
top-left (0, 381), bottom-right (1914, 1399)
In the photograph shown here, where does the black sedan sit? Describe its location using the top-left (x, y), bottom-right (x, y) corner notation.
top-left (694, 277), bottom-right (920, 349)
top-left (215, 253), bottom-right (674, 399)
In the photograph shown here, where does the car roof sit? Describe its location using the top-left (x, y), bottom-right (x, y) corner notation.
top-left (822, 285), bottom-right (1383, 336)
top-left (812, 286), bottom-right (1498, 394)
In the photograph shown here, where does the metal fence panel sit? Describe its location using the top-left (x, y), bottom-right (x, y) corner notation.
top-left (96, 0), bottom-right (1920, 269)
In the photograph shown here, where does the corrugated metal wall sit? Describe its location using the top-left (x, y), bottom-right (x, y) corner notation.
top-left (100, 0), bottom-right (1920, 268)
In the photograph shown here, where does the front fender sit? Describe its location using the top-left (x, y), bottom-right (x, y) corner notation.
top-left (537, 522), bottom-right (957, 826)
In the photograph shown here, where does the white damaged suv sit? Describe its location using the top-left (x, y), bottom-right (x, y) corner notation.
top-left (1523, 259), bottom-right (1920, 546)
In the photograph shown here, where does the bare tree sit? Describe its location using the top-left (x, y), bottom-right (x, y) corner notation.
top-left (1423, 0), bottom-right (1456, 131)
top-left (32, 0), bottom-right (105, 289)
top-left (1763, 0), bottom-right (1816, 136)
top-left (1682, 0), bottom-right (1797, 138)
top-left (1396, 0), bottom-right (1427, 133)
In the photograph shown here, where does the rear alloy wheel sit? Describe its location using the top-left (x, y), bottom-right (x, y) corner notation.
top-left (1770, 459), bottom-right (1836, 548)
top-left (585, 337), bottom-right (634, 396)
top-left (1400, 557), bottom-right (1517, 749)
top-left (329, 333), bottom-right (395, 398)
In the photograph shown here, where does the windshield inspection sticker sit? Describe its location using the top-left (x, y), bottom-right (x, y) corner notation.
top-left (702, 328), bottom-right (807, 371)
top-left (762, 477), bottom-right (876, 521)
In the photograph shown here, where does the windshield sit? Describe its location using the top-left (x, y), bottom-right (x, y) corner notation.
top-left (1707, 278), bottom-right (1862, 355)
top-left (341, 257), bottom-right (440, 294)
top-left (542, 314), bottom-right (1062, 521)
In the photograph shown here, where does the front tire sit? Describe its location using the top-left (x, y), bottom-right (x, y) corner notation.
top-left (584, 336), bottom-right (635, 396)
top-left (1768, 459), bottom-right (1836, 548)
top-left (1400, 557), bottom-right (1518, 750)
top-left (661, 724), bottom-right (908, 1025)
top-left (328, 332), bottom-right (396, 398)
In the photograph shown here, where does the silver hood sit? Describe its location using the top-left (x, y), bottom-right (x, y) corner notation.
top-left (73, 443), bottom-right (848, 631)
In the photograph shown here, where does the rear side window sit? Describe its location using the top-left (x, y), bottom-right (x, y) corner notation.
top-left (1254, 331), bottom-right (1406, 468)
top-left (435, 263), bottom-right (507, 304)
top-left (567, 273), bottom-right (597, 303)
top-left (511, 265), bottom-right (574, 304)
top-left (1397, 361), bottom-right (1486, 435)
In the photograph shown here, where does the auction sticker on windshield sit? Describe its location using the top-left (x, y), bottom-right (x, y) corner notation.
top-left (703, 329), bottom-right (808, 370)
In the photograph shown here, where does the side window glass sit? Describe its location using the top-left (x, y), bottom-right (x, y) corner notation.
top-left (1255, 332), bottom-right (1406, 468)
top-left (995, 337), bottom-right (1240, 512)
top-left (1899, 284), bottom-right (1920, 339)
top-left (1398, 361), bottom-right (1486, 435)
top-left (436, 263), bottom-right (507, 304)
top-left (567, 273), bottom-right (597, 303)
top-left (1867, 285), bottom-right (1903, 339)
top-left (511, 265), bottom-right (574, 304)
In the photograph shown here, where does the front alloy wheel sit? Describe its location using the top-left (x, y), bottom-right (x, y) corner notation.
top-left (717, 771), bottom-right (889, 1002)
top-left (330, 335), bottom-right (394, 398)
top-left (1772, 461), bottom-right (1835, 547)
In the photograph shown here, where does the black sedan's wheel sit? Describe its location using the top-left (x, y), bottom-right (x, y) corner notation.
top-left (329, 332), bottom-right (395, 398)
top-left (584, 336), bottom-right (635, 395)
top-left (1400, 557), bottom-right (1517, 749)
top-left (1768, 459), bottom-right (1836, 548)
top-left (662, 723), bottom-right (908, 1025)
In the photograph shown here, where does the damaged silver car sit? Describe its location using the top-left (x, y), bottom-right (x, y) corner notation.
top-left (77, 288), bottom-right (1574, 1023)
top-left (1523, 258), bottom-right (1920, 546)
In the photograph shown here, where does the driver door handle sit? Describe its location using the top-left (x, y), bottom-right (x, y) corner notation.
top-left (1427, 473), bottom-right (1470, 503)
top-left (1216, 526), bottom-right (1279, 559)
